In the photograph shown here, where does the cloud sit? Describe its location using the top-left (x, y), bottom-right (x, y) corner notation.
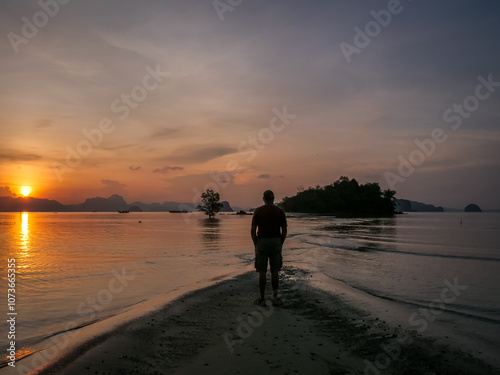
top-left (153, 166), bottom-right (184, 174)
top-left (1, 1), bottom-right (499, 209)
top-left (0, 186), bottom-right (17, 197)
top-left (166, 145), bottom-right (238, 163)
top-left (35, 119), bottom-right (52, 129)
top-left (149, 127), bottom-right (183, 139)
top-left (0, 150), bottom-right (42, 162)
top-left (101, 143), bottom-right (138, 151)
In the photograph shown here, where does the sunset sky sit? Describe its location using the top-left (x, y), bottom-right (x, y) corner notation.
top-left (1, 0), bottom-right (499, 209)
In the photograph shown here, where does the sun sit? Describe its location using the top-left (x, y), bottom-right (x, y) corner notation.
top-left (21, 186), bottom-right (31, 197)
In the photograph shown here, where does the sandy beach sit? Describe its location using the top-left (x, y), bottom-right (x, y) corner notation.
top-left (32, 267), bottom-right (496, 375)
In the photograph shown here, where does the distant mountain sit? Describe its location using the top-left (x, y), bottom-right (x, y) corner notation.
top-left (0, 194), bottom-right (211, 212)
top-left (66, 194), bottom-right (129, 212)
top-left (0, 196), bottom-right (68, 212)
top-left (128, 205), bottom-right (143, 212)
top-left (129, 200), bottom-right (197, 212)
top-left (2, 194), bottom-right (492, 214)
top-left (220, 201), bottom-right (233, 212)
top-left (395, 199), bottom-right (444, 212)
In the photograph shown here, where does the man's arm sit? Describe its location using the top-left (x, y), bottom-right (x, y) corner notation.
top-left (251, 223), bottom-right (258, 246)
top-left (281, 210), bottom-right (287, 245)
top-left (281, 226), bottom-right (287, 245)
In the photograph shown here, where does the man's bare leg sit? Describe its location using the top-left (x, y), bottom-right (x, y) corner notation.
top-left (258, 272), bottom-right (266, 300)
top-left (271, 271), bottom-right (279, 297)
top-left (271, 271), bottom-right (283, 306)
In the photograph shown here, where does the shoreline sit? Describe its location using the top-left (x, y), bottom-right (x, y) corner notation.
top-left (293, 261), bottom-right (500, 369)
top-left (4, 268), bottom-right (252, 375)
top-left (26, 266), bottom-right (496, 375)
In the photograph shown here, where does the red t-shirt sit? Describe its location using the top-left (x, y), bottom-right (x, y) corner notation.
top-left (252, 204), bottom-right (287, 238)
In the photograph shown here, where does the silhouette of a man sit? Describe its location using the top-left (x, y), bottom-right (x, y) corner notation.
top-left (251, 190), bottom-right (287, 306)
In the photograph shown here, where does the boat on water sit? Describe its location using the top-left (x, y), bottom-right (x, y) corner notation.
top-left (118, 210), bottom-right (129, 213)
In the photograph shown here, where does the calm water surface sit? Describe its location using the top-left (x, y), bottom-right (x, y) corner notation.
top-left (1, 212), bottom-right (499, 371)
top-left (287, 212), bottom-right (500, 366)
top-left (0, 212), bottom-right (254, 370)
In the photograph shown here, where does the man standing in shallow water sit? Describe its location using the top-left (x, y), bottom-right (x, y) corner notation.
top-left (251, 190), bottom-right (287, 307)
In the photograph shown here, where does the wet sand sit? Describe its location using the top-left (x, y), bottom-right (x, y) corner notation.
top-left (32, 267), bottom-right (496, 375)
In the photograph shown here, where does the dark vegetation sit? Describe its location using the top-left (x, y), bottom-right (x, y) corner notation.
top-left (464, 203), bottom-right (482, 212)
top-left (197, 189), bottom-right (223, 219)
top-left (279, 176), bottom-right (396, 216)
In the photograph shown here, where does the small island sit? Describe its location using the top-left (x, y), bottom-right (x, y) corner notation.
top-left (464, 203), bottom-right (482, 212)
top-left (233, 210), bottom-right (251, 215)
top-left (279, 176), bottom-right (396, 216)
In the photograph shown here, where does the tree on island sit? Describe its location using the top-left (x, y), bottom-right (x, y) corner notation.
top-left (279, 176), bottom-right (396, 215)
top-left (197, 189), bottom-right (223, 219)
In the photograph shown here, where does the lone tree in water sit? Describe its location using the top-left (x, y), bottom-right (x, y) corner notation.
top-left (197, 189), bottom-right (223, 219)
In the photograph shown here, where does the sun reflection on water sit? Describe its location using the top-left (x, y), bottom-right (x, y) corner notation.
top-left (18, 212), bottom-right (31, 269)
top-left (0, 214), bottom-right (36, 367)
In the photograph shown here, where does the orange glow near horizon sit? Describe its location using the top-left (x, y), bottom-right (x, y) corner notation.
top-left (21, 186), bottom-right (31, 197)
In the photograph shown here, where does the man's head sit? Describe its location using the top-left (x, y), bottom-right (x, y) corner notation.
top-left (263, 190), bottom-right (274, 204)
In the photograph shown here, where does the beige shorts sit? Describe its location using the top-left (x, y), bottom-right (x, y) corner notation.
top-left (255, 237), bottom-right (282, 273)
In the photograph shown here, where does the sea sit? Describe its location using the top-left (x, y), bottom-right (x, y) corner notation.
top-left (0, 211), bottom-right (499, 373)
